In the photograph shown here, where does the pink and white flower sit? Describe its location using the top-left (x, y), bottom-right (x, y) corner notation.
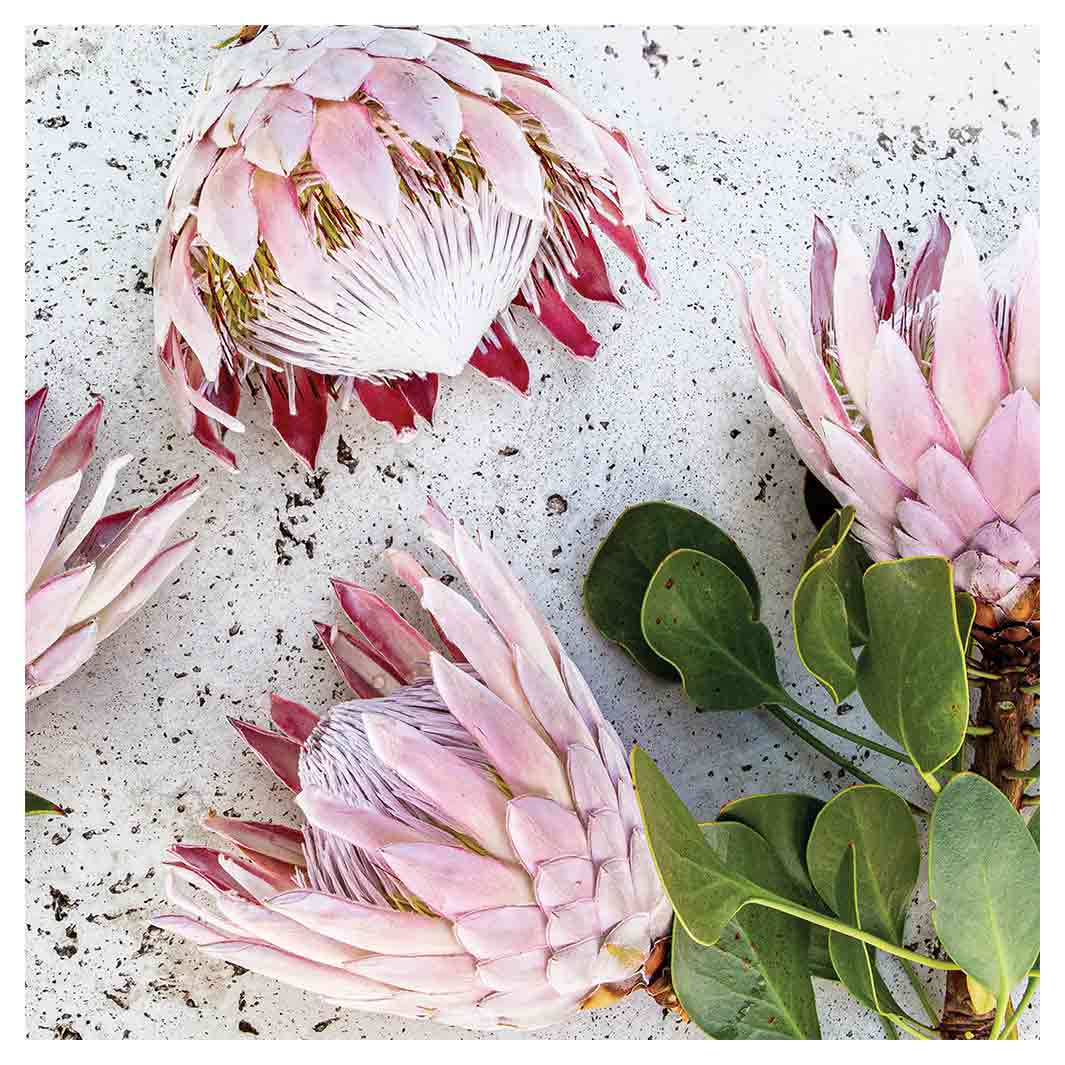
top-left (153, 26), bottom-right (676, 469)
top-left (731, 216), bottom-right (1039, 616)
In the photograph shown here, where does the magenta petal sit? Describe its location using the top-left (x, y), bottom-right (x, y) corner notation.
top-left (903, 214), bottom-right (951, 309)
top-left (968, 389), bottom-right (1040, 522)
top-left (1008, 223), bottom-right (1039, 400)
top-left (469, 325), bottom-right (530, 395)
top-left (561, 212), bottom-right (621, 305)
top-left (270, 692), bottom-right (319, 743)
top-left (227, 717), bottom-right (302, 792)
top-left (202, 815), bottom-right (306, 867)
top-left (397, 375), bottom-right (439, 425)
top-left (313, 620), bottom-right (402, 698)
top-left (29, 397), bottom-right (102, 495)
top-left (590, 209), bottom-right (659, 294)
top-left (265, 368), bottom-right (328, 470)
top-left (832, 224), bottom-right (877, 416)
top-left (870, 229), bottom-right (896, 320)
top-left (169, 220), bottom-right (224, 382)
top-left (808, 215), bottom-right (837, 348)
top-left (931, 223), bottom-right (1010, 451)
top-left (519, 282), bottom-right (599, 360)
top-left (25, 386), bottom-right (47, 478)
top-left (354, 379), bottom-right (417, 437)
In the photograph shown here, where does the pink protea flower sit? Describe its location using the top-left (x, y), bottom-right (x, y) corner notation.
top-left (157, 502), bottom-right (673, 1031)
top-left (731, 216), bottom-right (1039, 620)
top-left (153, 25), bottom-right (676, 470)
top-left (25, 388), bottom-right (200, 701)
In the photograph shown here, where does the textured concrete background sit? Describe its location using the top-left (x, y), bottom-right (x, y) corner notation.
top-left (25, 25), bottom-right (1038, 1040)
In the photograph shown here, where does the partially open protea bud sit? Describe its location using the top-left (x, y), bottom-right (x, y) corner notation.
top-left (153, 25), bottom-right (676, 469)
top-left (157, 502), bottom-right (674, 1031)
top-left (25, 388), bottom-right (200, 701)
top-left (731, 216), bottom-right (1039, 626)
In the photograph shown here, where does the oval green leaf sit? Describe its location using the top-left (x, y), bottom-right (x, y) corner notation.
top-left (928, 773), bottom-right (1040, 997)
top-left (641, 549), bottom-right (786, 711)
top-left (672, 822), bottom-right (820, 1040)
top-left (25, 790), bottom-right (64, 816)
top-left (856, 557), bottom-right (970, 774)
top-left (583, 501), bottom-right (761, 678)
top-left (806, 784), bottom-right (919, 943)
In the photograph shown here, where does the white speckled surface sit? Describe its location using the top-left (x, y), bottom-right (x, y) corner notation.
top-left (25, 25), bottom-right (1038, 1040)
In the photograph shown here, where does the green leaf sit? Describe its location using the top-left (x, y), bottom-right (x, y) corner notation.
top-left (671, 824), bottom-right (820, 1040)
top-left (955, 592), bottom-right (976, 653)
top-left (827, 845), bottom-right (906, 1020)
top-left (856, 557), bottom-right (970, 774)
top-left (802, 506), bottom-right (871, 644)
top-left (1027, 808), bottom-right (1040, 850)
top-left (583, 502), bottom-right (760, 678)
top-left (641, 549), bottom-right (786, 710)
top-left (805, 785), bottom-right (919, 943)
top-left (25, 790), bottom-right (63, 817)
top-left (928, 773), bottom-right (1040, 998)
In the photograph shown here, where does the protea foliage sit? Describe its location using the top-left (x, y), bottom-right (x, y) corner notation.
top-left (25, 388), bottom-right (200, 701)
top-left (731, 216), bottom-right (1039, 635)
top-left (153, 25), bottom-right (676, 469)
top-left (157, 502), bottom-right (675, 1031)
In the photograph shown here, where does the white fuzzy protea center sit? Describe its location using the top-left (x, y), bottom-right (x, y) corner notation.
top-left (240, 182), bottom-right (543, 381)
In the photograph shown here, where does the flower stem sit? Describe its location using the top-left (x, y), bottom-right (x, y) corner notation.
top-left (998, 977), bottom-right (1039, 1040)
top-left (780, 696), bottom-right (909, 762)
top-left (750, 895), bottom-right (960, 971)
top-left (989, 990), bottom-right (1009, 1040)
top-left (891, 1015), bottom-right (939, 1040)
top-left (878, 1015), bottom-right (899, 1040)
top-left (766, 706), bottom-right (929, 817)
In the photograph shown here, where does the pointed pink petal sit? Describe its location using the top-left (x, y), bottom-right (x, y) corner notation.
top-left (969, 521), bottom-right (1037, 574)
top-left (590, 208), bottom-right (658, 293)
top-left (354, 380), bottom-right (417, 436)
top-left (832, 224), bottom-right (877, 415)
top-left (547, 900), bottom-right (600, 950)
top-left (535, 855), bottom-right (595, 910)
top-left (151, 913), bottom-right (229, 946)
top-left (1014, 494), bottom-right (1039, 559)
top-left (759, 381), bottom-right (833, 483)
top-left (454, 906), bottom-right (547, 959)
top-left (953, 550), bottom-right (1021, 604)
top-left (294, 49), bottom-right (374, 101)
top-left (867, 323), bottom-right (962, 488)
top-left (587, 809), bottom-right (627, 866)
top-left (310, 100), bottom-right (399, 226)
top-left (313, 621), bottom-right (401, 698)
top-left (506, 796), bottom-right (588, 873)
top-left (728, 267), bottom-right (784, 394)
top-left (197, 147), bottom-right (259, 273)
top-left (1008, 224), bottom-right (1039, 399)
top-left (30, 397), bottom-right (102, 495)
top-left (498, 72), bottom-right (604, 175)
top-left (457, 92), bottom-right (544, 221)
top-left (228, 717), bottom-right (302, 791)
top-left (242, 88), bottom-right (314, 176)
top-left (24, 386), bottom-right (47, 479)
top-left (469, 324), bottom-right (530, 395)
top-left (297, 788), bottom-right (446, 850)
top-left (591, 126), bottom-right (645, 224)
top-left (896, 499), bottom-right (966, 557)
top-left (916, 445), bottom-right (997, 540)
top-left (25, 563), bottom-right (95, 664)
top-left (514, 646), bottom-right (596, 754)
top-left (430, 654), bottom-right (571, 805)
top-left (381, 843), bottom-right (533, 919)
top-left (270, 692), bottom-right (318, 742)
top-left (269, 889), bottom-right (459, 955)
top-left (25, 473), bottom-right (82, 591)
top-left (476, 948), bottom-right (549, 992)
top-left (397, 375), bottom-right (439, 425)
top-left (968, 389), bottom-right (1039, 522)
top-left (609, 129), bottom-right (678, 214)
top-left (210, 86), bottom-right (271, 146)
top-left (169, 220), bottom-right (223, 381)
top-left (931, 223), bottom-right (1010, 451)
top-left (264, 368), bottom-right (328, 470)
top-left (66, 509), bottom-right (135, 569)
top-left (251, 169), bottom-right (335, 307)
top-left (25, 621), bottom-right (98, 700)
top-left (904, 214), bottom-right (950, 309)
top-left (166, 137), bottom-right (221, 223)
top-left (870, 229), bottom-right (896, 320)
top-left (363, 59), bottom-right (461, 153)
top-left (201, 816), bottom-right (305, 867)
top-left (561, 211), bottom-right (621, 305)
top-left (425, 39), bottom-right (502, 98)
top-left (808, 215), bottom-right (838, 348)
top-left (347, 954), bottom-right (477, 994)
top-left (820, 420), bottom-right (911, 525)
top-left (566, 745), bottom-right (618, 821)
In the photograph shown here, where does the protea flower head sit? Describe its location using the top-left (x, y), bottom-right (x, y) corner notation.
top-left (156, 501), bottom-right (674, 1031)
top-left (153, 25), bottom-right (676, 470)
top-left (731, 215), bottom-right (1039, 625)
top-left (25, 388), bottom-right (200, 701)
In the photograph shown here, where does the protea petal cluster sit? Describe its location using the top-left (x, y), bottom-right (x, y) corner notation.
top-left (25, 388), bottom-right (200, 701)
top-left (153, 25), bottom-right (676, 470)
top-left (157, 502), bottom-right (672, 1031)
top-left (731, 216), bottom-right (1039, 622)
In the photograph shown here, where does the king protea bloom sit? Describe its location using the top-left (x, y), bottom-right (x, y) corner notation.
top-left (25, 388), bottom-right (201, 700)
top-left (731, 215), bottom-right (1039, 622)
top-left (156, 502), bottom-right (674, 1031)
top-left (153, 25), bottom-right (676, 470)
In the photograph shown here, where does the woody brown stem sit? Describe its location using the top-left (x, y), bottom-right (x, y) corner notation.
top-left (939, 588), bottom-right (1039, 1040)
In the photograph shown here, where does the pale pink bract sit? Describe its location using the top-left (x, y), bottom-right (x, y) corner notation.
top-left (25, 388), bottom-right (200, 701)
top-left (153, 25), bottom-right (676, 469)
top-left (157, 501), bottom-right (672, 1031)
top-left (731, 216), bottom-right (1039, 617)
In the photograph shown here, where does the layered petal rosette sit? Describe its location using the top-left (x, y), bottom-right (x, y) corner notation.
top-left (25, 388), bottom-right (200, 700)
top-left (732, 216), bottom-right (1039, 620)
top-left (156, 502), bottom-right (674, 1031)
top-left (153, 25), bottom-right (676, 469)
